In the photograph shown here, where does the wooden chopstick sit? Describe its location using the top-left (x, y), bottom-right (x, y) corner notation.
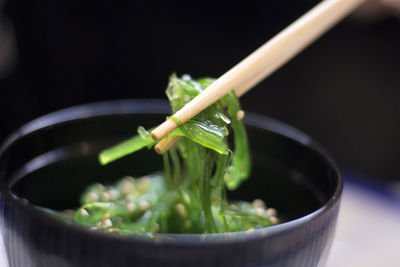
top-left (154, 136), bottom-right (182, 155)
top-left (152, 0), bottom-right (366, 153)
top-left (154, 75), bottom-right (252, 155)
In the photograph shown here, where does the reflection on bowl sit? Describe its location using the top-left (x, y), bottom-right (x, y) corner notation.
top-left (0, 99), bottom-right (342, 267)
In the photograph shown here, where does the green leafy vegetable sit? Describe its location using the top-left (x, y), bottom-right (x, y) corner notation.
top-left (71, 74), bottom-right (279, 235)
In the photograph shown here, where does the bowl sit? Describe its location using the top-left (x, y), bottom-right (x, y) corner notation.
top-left (0, 99), bottom-right (342, 267)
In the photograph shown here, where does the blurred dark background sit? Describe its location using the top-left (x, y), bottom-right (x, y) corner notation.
top-left (0, 0), bottom-right (399, 182)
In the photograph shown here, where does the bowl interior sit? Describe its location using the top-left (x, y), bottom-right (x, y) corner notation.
top-left (2, 101), bottom-right (339, 224)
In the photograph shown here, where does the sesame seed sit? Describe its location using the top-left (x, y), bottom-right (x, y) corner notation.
top-left (256, 207), bottom-right (265, 216)
top-left (122, 176), bottom-right (135, 181)
top-left (126, 194), bottom-right (136, 202)
top-left (137, 177), bottom-right (150, 191)
top-left (236, 110), bottom-right (245, 121)
top-left (108, 189), bottom-right (120, 200)
top-left (80, 209), bottom-right (89, 216)
top-left (175, 203), bottom-right (186, 218)
top-left (99, 219), bottom-right (113, 228)
top-left (126, 202), bottom-right (136, 212)
top-left (121, 176), bottom-right (135, 195)
top-left (139, 200), bottom-right (150, 211)
top-left (266, 208), bottom-right (277, 217)
top-left (246, 227), bottom-right (255, 234)
top-left (252, 199), bottom-right (266, 208)
top-left (94, 183), bottom-right (105, 191)
top-left (101, 192), bottom-right (110, 202)
top-left (224, 126), bottom-right (229, 136)
top-left (88, 192), bottom-right (99, 202)
top-left (101, 213), bottom-right (110, 221)
top-left (269, 216), bottom-right (279, 224)
top-left (104, 219), bottom-right (113, 227)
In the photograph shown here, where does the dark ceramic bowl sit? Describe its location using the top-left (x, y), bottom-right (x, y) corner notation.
top-left (0, 100), bottom-right (342, 267)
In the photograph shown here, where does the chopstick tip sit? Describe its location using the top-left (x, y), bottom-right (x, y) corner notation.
top-left (151, 119), bottom-right (179, 141)
top-left (154, 136), bottom-right (183, 155)
top-left (154, 145), bottom-right (164, 155)
top-left (151, 131), bottom-right (161, 141)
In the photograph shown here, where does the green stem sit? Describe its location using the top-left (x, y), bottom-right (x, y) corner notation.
top-left (163, 153), bottom-right (172, 190)
top-left (169, 147), bottom-right (181, 189)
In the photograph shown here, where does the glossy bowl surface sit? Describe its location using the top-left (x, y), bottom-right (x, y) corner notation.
top-left (0, 99), bottom-right (342, 267)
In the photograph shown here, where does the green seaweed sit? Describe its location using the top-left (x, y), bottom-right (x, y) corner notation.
top-left (73, 74), bottom-right (278, 234)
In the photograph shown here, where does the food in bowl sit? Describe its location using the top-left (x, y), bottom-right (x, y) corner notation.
top-left (52, 74), bottom-right (280, 235)
top-left (0, 95), bottom-right (342, 267)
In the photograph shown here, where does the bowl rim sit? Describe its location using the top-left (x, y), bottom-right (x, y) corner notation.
top-left (0, 99), bottom-right (343, 245)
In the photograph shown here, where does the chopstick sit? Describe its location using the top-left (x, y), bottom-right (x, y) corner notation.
top-left (152, 0), bottom-right (366, 154)
top-left (153, 76), bottom-right (253, 155)
top-left (154, 136), bottom-right (182, 155)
